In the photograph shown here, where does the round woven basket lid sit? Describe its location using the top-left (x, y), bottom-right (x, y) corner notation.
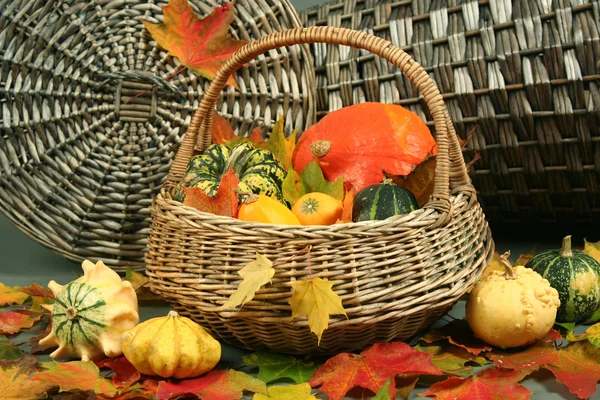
top-left (0, 0), bottom-right (316, 270)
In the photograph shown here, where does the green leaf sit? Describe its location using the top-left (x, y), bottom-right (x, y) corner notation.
top-left (555, 321), bottom-right (575, 333)
top-left (242, 351), bottom-right (320, 384)
top-left (282, 161), bottom-right (344, 205)
top-left (0, 335), bottom-right (24, 361)
top-left (566, 323), bottom-right (600, 348)
top-left (419, 344), bottom-right (488, 377)
top-left (584, 308), bottom-right (600, 325)
top-left (372, 378), bottom-right (392, 400)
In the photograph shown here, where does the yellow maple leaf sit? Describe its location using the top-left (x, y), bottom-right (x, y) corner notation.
top-left (262, 115), bottom-right (297, 170)
top-left (0, 364), bottom-right (54, 400)
top-left (584, 239), bottom-right (600, 264)
top-left (221, 254), bottom-right (275, 309)
top-left (289, 277), bottom-right (346, 344)
top-left (253, 383), bottom-right (317, 400)
top-left (0, 283), bottom-right (29, 306)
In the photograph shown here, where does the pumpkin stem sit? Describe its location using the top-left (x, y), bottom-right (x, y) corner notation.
top-left (309, 140), bottom-right (331, 158)
top-left (499, 251), bottom-right (518, 280)
top-left (168, 310), bottom-right (179, 318)
top-left (559, 235), bottom-right (573, 257)
top-left (66, 306), bottom-right (78, 320)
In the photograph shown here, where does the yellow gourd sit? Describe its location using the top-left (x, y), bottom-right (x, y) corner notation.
top-left (238, 193), bottom-right (300, 225)
top-left (39, 260), bottom-right (139, 361)
top-left (121, 310), bottom-right (221, 379)
top-left (466, 252), bottom-right (560, 349)
top-left (291, 192), bottom-right (343, 225)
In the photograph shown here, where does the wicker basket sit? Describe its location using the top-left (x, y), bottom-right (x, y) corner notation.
top-left (0, 0), bottom-right (315, 270)
top-left (300, 0), bottom-right (600, 226)
top-left (145, 26), bottom-right (494, 355)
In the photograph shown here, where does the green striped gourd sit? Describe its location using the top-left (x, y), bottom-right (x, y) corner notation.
top-left (40, 260), bottom-right (139, 361)
top-left (351, 179), bottom-right (420, 222)
top-left (525, 235), bottom-right (600, 323)
top-left (173, 141), bottom-right (287, 203)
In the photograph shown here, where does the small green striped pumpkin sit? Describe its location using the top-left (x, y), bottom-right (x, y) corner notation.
top-left (351, 180), bottom-right (420, 222)
top-left (174, 141), bottom-right (286, 203)
top-left (525, 235), bottom-right (600, 323)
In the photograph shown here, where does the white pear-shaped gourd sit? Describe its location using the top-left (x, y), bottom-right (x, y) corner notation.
top-left (39, 260), bottom-right (139, 361)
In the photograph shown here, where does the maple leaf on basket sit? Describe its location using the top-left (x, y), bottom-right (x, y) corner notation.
top-left (289, 277), bottom-right (346, 344)
top-left (156, 369), bottom-right (267, 400)
top-left (242, 350), bottom-right (320, 384)
top-left (183, 167), bottom-right (239, 217)
top-left (142, 0), bottom-right (247, 87)
top-left (220, 254), bottom-right (275, 310)
top-left (33, 360), bottom-right (120, 398)
top-left (282, 160), bottom-right (345, 206)
top-left (253, 382), bottom-right (317, 400)
top-left (309, 342), bottom-right (442, 400)
top-left (418, 367), bottom-right (533, 400)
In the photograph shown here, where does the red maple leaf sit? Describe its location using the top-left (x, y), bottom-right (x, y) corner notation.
top-left (0, 310), bottom-right (39, 334)
top-left (544, 341), bottom-right (600, 399)
top-left (309, 342), bottom-right (442, 400)
top-left (142, 0), bottom-right (247, 87)
top-left (183, 168), bottom-right (239, 217)
top-left (212, 110), bottom-right (236, 145)
top-left (96, 356), bottom-right (141, 389)
top-left (421, 319), bottom-right (493, 355)
top-left (156, 369), bottom-right (266, 400)
top-left (487, 339), bottom-right (559, 371)
top-left (419, 367), bottom-right (533, 400)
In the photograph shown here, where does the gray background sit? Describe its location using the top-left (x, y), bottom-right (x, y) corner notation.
top-left (0, 0), bottom-right (597, 398)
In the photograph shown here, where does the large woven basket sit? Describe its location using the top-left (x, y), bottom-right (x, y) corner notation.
top-left (300, 0), bottom-right (600, 227)
top-left (145, 26), bottom-right (494, 355)
top-left (0, 0), bottom-right (314, 270)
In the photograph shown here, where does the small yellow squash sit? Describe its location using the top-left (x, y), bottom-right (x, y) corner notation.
top-left (466, 252), bottom-right (560, 349)
top-left (121, 310), bottom-right (221, 379)
top-left (238, 193), bottom-right (300, 225)
top-left (292, 192), bottom-right (343, 225)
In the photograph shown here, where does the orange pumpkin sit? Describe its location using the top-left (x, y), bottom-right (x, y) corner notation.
top-left (292, 103), bottom-right (437, 193)
top-left (292, 192), bottom-right (343, 226)
top-left (238, 194), bottom-right (300, 225)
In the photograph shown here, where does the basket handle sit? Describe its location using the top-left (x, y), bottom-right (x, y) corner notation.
top-left (166, 26), bottom-right (472, 222)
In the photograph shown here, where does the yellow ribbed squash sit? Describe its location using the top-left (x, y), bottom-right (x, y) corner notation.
top-left (120, 310), bottom-right (221, 379)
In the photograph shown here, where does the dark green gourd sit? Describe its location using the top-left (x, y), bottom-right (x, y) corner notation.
top-left (352, 180), bottom-right (420, 222)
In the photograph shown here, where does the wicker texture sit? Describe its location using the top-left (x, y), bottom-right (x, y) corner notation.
top-left (0, 0), bottom-right (315, 270)
top-left (300, 0), bottom-right (600, 226)
top-left (145, 26), bottom-right (494, 355)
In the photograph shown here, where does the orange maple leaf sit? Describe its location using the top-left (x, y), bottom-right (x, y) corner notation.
top-left (143, 0), bottom-right (247, 87)
top-left (183, 168), bottom-right (239, 217)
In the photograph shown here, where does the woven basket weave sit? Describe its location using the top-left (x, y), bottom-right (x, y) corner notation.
top-left (300, 0), bottom-right (600, 226)
top-left (145, 26), bottom-right (494, 355)
top-left (0, 0), bottom-right (315, 270)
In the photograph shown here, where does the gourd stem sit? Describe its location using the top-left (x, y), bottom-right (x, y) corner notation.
top-left (499, 251), bottom-right (518, 280)
top-left (168, 310), bottom-right (179, 318)
top-left (234, 190), bottom-right (259, 204)
top-left (309, 140), bottom-right (331, 158)
top-left (559, 235), bottom-right (573, 257)
top-left (66, 306), bottom-right (78, 320)
top-left (382, 178), bottom-right (394, 185)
